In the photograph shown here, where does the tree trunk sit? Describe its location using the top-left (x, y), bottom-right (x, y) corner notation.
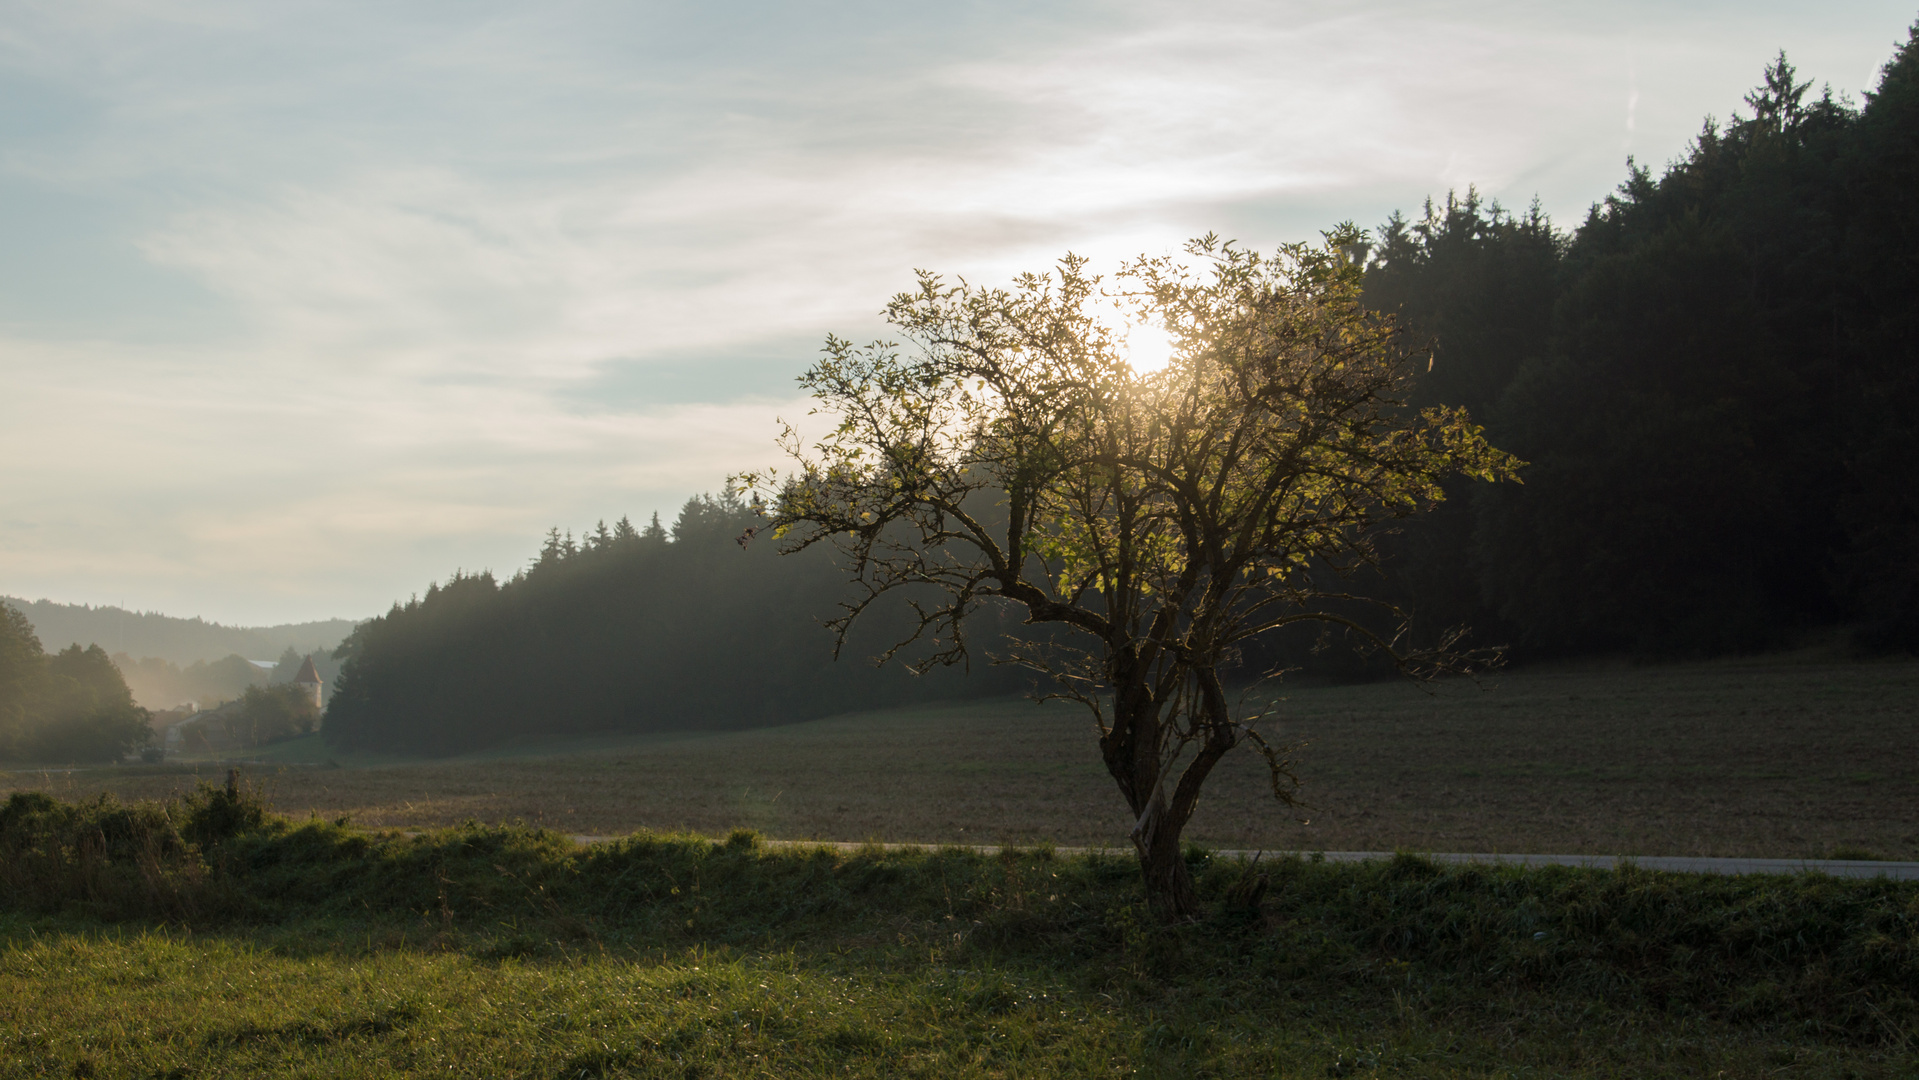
top-left (1103, 666), bottom-right (1238, 922)
top-left (1131, 786), bottom-right (1201, 920)
top-left (1103, 676), bottom-right (1205, 921)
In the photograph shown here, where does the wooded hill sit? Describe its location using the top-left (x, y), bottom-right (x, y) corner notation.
top-left (325, 34), bottom-right (1919, 756)
top-left (320, 501), bottom-right (1034, 756)
top-left (2, 597), bottom-right (354, 667)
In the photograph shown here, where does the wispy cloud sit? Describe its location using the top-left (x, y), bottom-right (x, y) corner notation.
top-left (0, 0), bottom-right (1911, 623)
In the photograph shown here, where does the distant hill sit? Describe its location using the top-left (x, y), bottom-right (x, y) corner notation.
top-left (1, 597), bottom-right (359, 666)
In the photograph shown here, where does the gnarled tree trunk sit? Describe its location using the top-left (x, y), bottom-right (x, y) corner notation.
top-left (1128, 783), bottom-right (1200, 920)
top-left (1102, 670), bottom-right (1240, 921)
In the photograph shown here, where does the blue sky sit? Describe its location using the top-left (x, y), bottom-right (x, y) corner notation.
top-left (2, 0), bottom-right (1913, 626)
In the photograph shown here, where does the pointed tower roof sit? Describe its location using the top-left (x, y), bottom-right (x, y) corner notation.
top-left (293, 657), bottom-right (323, 685)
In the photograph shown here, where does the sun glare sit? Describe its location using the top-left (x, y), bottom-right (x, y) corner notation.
top-left (1125, 322), bottom-right (1174, 375)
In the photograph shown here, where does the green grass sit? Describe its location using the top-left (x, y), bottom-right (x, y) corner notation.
top-left (3, 788), bottom-right (1917, 1077)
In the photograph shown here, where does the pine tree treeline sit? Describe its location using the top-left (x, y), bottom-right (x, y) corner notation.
top-left (322, 495), bottom-right (1032, 755)
top-left (1362, 34), bottom-right (1919, 657)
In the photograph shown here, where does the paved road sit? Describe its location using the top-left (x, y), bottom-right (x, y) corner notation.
top-left (573, 836), bottom-right (1919, 881)
top-left (1220, 850), bottom-right (1919, 881)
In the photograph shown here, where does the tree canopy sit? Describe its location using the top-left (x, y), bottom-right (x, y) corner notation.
top-left (742, 233), bottom-right (1518, 917)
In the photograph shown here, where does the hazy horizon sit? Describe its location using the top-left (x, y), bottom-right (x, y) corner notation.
top-left (3, 0), bottom-right (1913, 626)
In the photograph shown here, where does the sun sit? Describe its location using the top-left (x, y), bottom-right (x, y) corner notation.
top-left (1125, 322), bottom-right (1175, 375)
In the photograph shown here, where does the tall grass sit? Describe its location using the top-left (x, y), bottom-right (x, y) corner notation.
top-left (3, 788), bottom-right (1916, 1075)
top-left (5, 788), bottom-right (1915, 1040)
top-left (0, 772), bottom-right (265, 922)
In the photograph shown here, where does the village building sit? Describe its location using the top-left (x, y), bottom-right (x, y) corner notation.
top-left (293, 656), bottom-right (324, 711)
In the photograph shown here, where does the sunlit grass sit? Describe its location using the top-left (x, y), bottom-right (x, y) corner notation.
top-left (1, 930), bottom-right (1147, 1079)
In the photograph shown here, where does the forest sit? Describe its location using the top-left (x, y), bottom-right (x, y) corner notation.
top-left (0, 605), bottom-right (150, 762)
top-left (1365, 48), bottom-right (1919, 659)
top-left (321, 504), bottom-right (1033, 755)
top-left (324, 38), bottom-right (1919, 757)
top-left (0, 594), bottom-right (343, 759)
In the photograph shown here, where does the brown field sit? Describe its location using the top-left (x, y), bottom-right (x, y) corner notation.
top-left (8, 655), bottom-right (1917, 859)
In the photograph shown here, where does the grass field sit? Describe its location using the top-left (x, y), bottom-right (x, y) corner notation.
top-left (7, 903), bottom-right (1910, 1080)
top-left (6, 655), bottom-right (1917, 859)
top-left (4, 787), bottom-right (1916, 1079)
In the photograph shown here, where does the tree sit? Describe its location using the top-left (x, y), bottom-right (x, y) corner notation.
top-left (0, 605), bottom-right (46, 750)
top-left (224, 683), bottom-right (320, 746)
top-left (641, 512), bottom-right (669, 544)
top-left (740, 232), bottom-right (1518, 919)
top-left (322, 500), bottom-right (1027, 756)
top-left (37, 644), bottom-right (152, 761)
top-left (1836, 22), bottom-right (1919, 650)
top-left (1366, 189), bottom-right (1562, 422)
top-left (1332, 190), bottom-right (1563, 660)
top-left (0, 613), bottom-right (151, 762)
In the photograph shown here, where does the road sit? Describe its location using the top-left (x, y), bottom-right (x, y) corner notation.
top-left (567, 836), bottom-right (1919, 881)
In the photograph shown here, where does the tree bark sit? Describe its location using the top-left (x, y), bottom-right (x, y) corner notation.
top-left (1101, 665), bottom-right (1243, 922)
top-left (1103, 675), bottom-right (1205, 921)
top-left (1130, 785), bottom-right (1201, 920)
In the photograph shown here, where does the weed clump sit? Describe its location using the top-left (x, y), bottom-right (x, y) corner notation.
top-left (181, 768), bottom-right (271, 845)
top-left (1, 789), bottom-right (215, 920)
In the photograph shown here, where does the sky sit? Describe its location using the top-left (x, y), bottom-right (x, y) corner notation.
top-left (2, 0), bottom-right (1914, 627)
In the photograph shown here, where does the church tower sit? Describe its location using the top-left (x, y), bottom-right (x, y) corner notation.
top-left (293, 656), bottom-right (324, 711)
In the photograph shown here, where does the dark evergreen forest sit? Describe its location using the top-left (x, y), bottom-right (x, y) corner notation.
top-left (1370, 39), bottom-right (1919, 658)
top-left (326, 32), bottom-right (1919, 756)
top-left (321, 501), bottom-right (1033, 755)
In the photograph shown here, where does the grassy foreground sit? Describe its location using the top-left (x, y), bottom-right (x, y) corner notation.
top-left (4, 788), bottom-right (1918, 1078)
